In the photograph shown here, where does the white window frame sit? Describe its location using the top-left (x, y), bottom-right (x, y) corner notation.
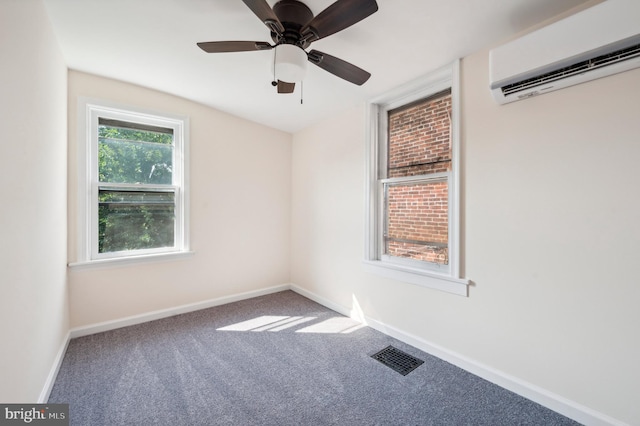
top-left (364, 60), bottom-right (469, 296)
top-left (72, 98), bottom-right (191, 267)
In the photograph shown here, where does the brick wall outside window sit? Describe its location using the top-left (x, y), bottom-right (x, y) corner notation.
top-left (388, 91), bottom-right (452, 177)
top-left (385, 90), bottom-right (452, 265)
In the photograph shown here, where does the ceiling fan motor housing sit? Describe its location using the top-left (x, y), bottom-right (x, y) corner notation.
top-left (270, 0), bottom-right (314, 46)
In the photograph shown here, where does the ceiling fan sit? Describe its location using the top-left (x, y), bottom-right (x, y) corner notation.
top-left (197, 0), bottom-right (379, 94)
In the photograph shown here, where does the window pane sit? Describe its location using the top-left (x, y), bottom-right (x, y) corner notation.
top-left (98, 124), bottom-right (173, 185)
top-left (385, 181), bottom-right (448, 265)
top-left (98, 190), bottom-right (175, 253)
top-left (387, 90), bottom-right (452, 178)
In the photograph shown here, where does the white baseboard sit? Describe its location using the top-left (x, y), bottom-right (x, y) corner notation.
top-left (289, 285), bottom-right (352, 317)
top-left (69, 284), bottom-right (290, 338)
top-left (38, 331), bottom-right (70, 403)
top-left (289, 284), bottom-right (627, 426)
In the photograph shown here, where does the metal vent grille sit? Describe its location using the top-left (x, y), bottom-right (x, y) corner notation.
top-left (371, 345), bottom-right (424, 376)
top-left (502, 42), bottom-right (640, 96)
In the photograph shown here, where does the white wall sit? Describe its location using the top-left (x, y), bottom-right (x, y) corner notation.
top-left (67, 72), bottom-right (292, 327)
top-left (291, 53), bottom-right (640, 425)
top-left (0, 0), bottom-right (69, 402)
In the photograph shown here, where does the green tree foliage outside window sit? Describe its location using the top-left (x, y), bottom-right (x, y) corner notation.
top-left (98, 122), bottom-right (175, 253)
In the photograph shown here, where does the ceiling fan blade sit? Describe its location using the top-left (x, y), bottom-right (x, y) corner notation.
top-left (242, 0), bottom-right (285, 34)
top-left (301, 0), bottom-right (378, 42)
top-left (308, 50), bottom-right (371, 85)
top-left (277, 81), bottom-right (295, 94)
top-left (197, 41), bottom-right (273, 53)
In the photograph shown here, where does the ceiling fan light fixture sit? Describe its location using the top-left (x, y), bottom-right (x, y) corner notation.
top-left (274, 44), bottom-right (307, 83)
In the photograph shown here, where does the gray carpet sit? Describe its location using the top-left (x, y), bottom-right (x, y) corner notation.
top-left (49, 290), bottom-right (581, 425)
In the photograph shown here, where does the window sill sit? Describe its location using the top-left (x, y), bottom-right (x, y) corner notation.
top-left (68, 251), bottom-right (195, 270)
top-left (363, 260), bottom-right (469, 296)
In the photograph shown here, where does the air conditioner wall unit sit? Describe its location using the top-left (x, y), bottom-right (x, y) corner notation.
top-left (489, 0), bottom-right (640, 104)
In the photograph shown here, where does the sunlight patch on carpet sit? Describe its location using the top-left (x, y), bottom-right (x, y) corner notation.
top-left (296, 317), bottom-right (365, 334)
top-left (217, 316), bottom-right (290, 331)
top-left (217, 315), bottom-right (363, 334)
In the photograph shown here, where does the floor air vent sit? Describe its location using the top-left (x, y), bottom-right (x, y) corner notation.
top-left (371, 345), bottom-right (424, 376)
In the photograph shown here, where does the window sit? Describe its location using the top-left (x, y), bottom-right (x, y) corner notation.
top-left (74, 99), bottom-right (190, 265)
top-left (365, 61), bottom-right (469, 296)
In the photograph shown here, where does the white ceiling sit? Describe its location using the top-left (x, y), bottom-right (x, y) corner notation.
top-left (42, 0), bottom-right (590, 133)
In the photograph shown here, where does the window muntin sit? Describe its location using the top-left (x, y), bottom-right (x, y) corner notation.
top-left (365, 61), bottom-right (467, 295)
top-left (78, 101), bottom-right (188, 263)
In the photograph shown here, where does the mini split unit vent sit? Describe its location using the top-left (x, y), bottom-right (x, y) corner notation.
top-left (489, 0), bottom-right (640, 104)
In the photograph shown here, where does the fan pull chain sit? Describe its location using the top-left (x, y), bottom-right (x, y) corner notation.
top-left (300, 80), bottom-right (303, 105)
top-left (271, 48), bottom-right (277, 86)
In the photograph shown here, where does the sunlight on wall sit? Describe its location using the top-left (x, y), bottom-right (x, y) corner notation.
top-left (217, 315), bottom-right (365, 334)
top-left (350, 294), bottom-right (366, 324)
